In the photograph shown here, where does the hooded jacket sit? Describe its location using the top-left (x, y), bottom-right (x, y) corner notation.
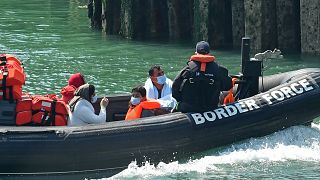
top-left (68, 84), bottom-right (106, 126)
top-left (60, 73), bottom-right (85, 104)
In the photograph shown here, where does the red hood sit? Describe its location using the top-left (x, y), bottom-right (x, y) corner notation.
top-left (68, 73), bottom-right (85, 88)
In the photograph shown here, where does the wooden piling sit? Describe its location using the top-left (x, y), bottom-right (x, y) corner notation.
top-left (102, 0), bottom-right (121, 35)
top-left (231, 0), bottom-right (245, 48)
top-left (244, 0), bottom-right (277, 52)
top-left (300, 0), bottom-right (320, 54)
top-left (208, 0), bottom-right (233, 49)
top-left (89, 0), bottom-right (320, 55)
top-left (276, 0), bottom-right (300, 53)
top-left (193, 0), bottom-right (209, 42)
top-left (119, 0), bottom-right (133, 38)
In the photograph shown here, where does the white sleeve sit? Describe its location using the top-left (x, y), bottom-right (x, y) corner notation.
top-left (161, 78), bottom-right (173, 98)
top-left (145, 78), bottom-right (156, 99)
top-left (158, 95), bottom-right (177, 109)
top-left (76, 105), bottom-right (106, 124)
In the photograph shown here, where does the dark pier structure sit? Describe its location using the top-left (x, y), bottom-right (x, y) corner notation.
top-left (88, 0), bottom-right (320, 55)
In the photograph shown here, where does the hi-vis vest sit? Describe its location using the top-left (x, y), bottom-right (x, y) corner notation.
top-left (0, 54), bottom-right (26, 101)
top-left (125, 100), bottom-right (160, 120)
top-left (16, 94), bottom-right (68, 126)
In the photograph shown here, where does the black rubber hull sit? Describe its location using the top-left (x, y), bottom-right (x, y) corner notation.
top-left (0, 68), bottom-right (319, 176)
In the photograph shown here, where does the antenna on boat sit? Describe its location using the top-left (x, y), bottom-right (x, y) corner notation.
top-left (234, 37), bottom-right (263, 100)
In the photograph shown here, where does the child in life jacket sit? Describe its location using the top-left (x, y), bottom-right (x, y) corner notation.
top-left (125, 85), bottom-right (161, 120)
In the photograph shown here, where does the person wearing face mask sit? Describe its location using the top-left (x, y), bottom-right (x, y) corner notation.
top-left (144, 65), bottom-right (177, 110)
top-left (144, 65), bottom-right (173, 100)
top-left (172, 41), bottom-right (232, 113)
top-left (67, 84), bottom-right (109, 126)
top-left (125, 85), bottom-right (161, 120)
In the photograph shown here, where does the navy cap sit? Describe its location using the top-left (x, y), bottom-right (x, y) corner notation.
top-left (196, 41), bottom-right (210, 54)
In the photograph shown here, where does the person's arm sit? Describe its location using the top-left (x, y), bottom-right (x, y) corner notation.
top-left (140, 100), bottom-right (161, 110)
top-left (172, 67), bottom-right (188, 102)
top-left (145, 78), bottom-right (156, 99)
top-left (77, 98), bottom-right (108, 124)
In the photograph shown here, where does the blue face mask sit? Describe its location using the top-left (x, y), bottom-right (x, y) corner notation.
top-left (157, 75), bottom-right (166, 85)
top-left (130, 97), bottom-right (141, 106)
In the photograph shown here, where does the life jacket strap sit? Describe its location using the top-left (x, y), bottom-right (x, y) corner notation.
top-left (1, 67), bottom-right (8, 100)
top-left (200, 62), bottom-right (206, 72)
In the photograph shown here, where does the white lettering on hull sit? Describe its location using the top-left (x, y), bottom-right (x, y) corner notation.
top-left (190, 78), bottom-right (316, 125)
top-left (262, 79), bottom-right (314, 105)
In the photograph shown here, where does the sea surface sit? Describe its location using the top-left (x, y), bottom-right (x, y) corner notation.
top-left (0, 0), bottom-right (319, 179)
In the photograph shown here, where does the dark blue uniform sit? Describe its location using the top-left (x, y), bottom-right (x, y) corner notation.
top-left (172, 60), bottom-right (232, 113)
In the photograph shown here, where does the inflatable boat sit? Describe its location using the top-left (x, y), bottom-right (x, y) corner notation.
top-left (0, 39), bottom-right (319, 176)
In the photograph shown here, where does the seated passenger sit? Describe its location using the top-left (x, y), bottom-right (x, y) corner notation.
top-left (144, 65), bottom-right (177, 109)
top-left (60, 72), bottom-right (86, 104)
top-left (145, 65), bottom-right (173, 100)
top-left (68, 84), bottom-right (109, 126)
top-left (125, 85), bottom-right (161, 120)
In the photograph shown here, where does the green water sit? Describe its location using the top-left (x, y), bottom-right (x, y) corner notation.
top-left (1, 0), bottom-right (320, 179)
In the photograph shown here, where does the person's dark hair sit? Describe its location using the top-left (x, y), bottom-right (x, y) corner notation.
top-left (148, 65), bottom-right (162, 76)
top-left (128, 85), bottom-right (146, 108)
top-left (89, 84), bottom-right (95, 97)
top-left (131, 85), bottom-right (146, 97)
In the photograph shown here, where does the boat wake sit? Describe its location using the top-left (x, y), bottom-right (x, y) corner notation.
top-left (108, 122), bottom-right (320, 179)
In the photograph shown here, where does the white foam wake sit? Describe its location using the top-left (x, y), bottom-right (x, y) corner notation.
top-left (107, 123), bottom-right (320, 179)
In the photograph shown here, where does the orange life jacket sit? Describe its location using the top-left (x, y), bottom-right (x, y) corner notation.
top-left (0, 54), bottom-right (25, 101)
top-left (223, 78), bottom-right (237, 104)
top-left (16, 94), bottom-right (68, 126)
top-left (0, 86), bottom-right (22, 101)
top-left (190, 54), bottom-right (215, 72)
top-left (15, 93), bottom-right (32, 125)
top-left (125, 100), bottom-right (161, 120)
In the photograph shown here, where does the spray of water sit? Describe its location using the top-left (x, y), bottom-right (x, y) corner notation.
top-left (107, 123), bottom-right (320, 179)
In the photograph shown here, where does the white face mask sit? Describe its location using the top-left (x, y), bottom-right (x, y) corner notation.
top-left (130, 96), bottom-right (141, 106)
top-left (157, 75), bottom-right (166, 85)
top-left (91, 95), bottom-right (98, 103)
